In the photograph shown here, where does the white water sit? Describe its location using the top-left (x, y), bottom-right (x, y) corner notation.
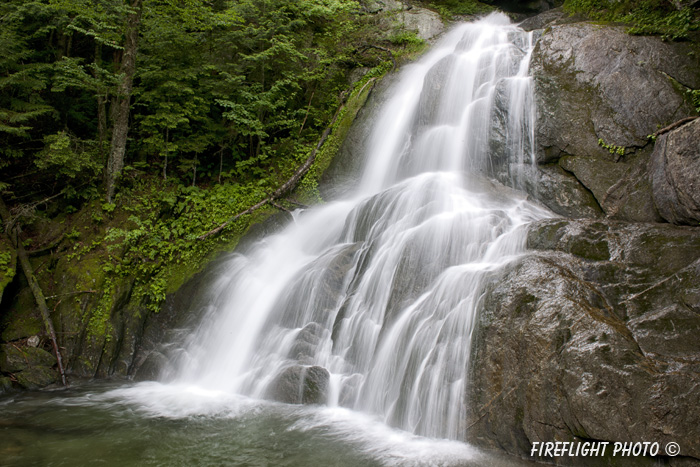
top-left (121, 13), bottom-right (551, 447)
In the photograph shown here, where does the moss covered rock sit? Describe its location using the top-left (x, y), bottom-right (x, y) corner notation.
top-left (0, 375), bottom-right (12, 394)
top-left (0, 343), bottom-right (58, 390)
top-left (0, 344), bottom-right (57, 373)
top-left (0, 236), bottom-right (16, 305)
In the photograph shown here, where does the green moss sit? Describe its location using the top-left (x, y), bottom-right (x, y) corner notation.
top-left (0, 237), bottom-right (17, 303)
top-left (1, 289), bottom-right (43, 342)
top-left (564, 0), bottom-right (699, 40)
top-left (297, 72), bottom-right (380, 203)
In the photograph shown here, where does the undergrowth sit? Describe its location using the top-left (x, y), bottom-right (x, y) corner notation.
top-left (564, 0), bottom-right (700, 40)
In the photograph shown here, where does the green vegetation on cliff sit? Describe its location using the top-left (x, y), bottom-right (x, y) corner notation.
top-left (564, 0), bottom-right (699, 40)
top-left (0, 0), bottom-right (448, 381)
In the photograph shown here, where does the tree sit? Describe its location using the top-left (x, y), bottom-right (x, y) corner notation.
top-left (105, 0), bottom-right (143, 203)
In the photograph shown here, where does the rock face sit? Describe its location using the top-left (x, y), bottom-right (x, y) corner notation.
top-left (0, 343), bottom-right (58, 390)
top-left (484, 0), bottom-right (562, 15)
top-left (526, 20), bottom-right (700, 221)
top-left (532, 22), bottom-right (698, 161)
top-left (467, 219), bottom-right (700, 464)
top-left (397, 8), bottom-right (444, 41)
top-left (267, 365), bottom-right (330, 405)
top-left (651, 118), bottom-right (700, 225)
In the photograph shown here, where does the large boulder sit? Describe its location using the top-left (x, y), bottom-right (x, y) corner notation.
top-left (650, 118), bottom-right (700, 225)
top-left (527, 21), bottom-right (700, 220)
top-left (467, 219), bottom-right (700, 464)
top-left (397, 8), bottom-right (444, 42)
top-left (483, 0), bottom-right (562, 15)
top-left (531, 22), bottom-right (698, 162)
top-left (267, 364), bottom-right (330, 405)
top-left (0, 343), bottom-right (58, 389)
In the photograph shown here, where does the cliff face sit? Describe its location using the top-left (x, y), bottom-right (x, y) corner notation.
top-left (466, 11), bottom-right (700, 464)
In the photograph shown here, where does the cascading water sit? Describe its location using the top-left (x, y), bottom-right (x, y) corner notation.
top-left (0, 15), bottom-right (565, 467)
top-left (157, 12), bottom-right (551, 443)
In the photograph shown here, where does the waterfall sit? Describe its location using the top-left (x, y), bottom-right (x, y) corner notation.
top-left (164, 13), bottom-right (550, 441)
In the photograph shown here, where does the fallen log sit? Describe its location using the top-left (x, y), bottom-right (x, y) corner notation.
top-left (0, 196), bottom-right (67, 387)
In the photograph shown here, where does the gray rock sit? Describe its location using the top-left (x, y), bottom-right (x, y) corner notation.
top-left (651, 118), bottom-right (700, 225)
top-left (483, 0), bottom-right (562, 15)
top-left (518, 7), bottom-right (567, 31)
top-left (288, 322), bottom-right (325, 364)
top-left (397, 8), bottom-right (445, 42)
top-left (559, 154), bottom-right (662, 222)
top-left (362, 0), bottom-right (403, 13)
top-left (467, 218), bottom-right (700, 463)
top-left (531, 23), bottom-right (699, 163)
top-left (268, 364), bottom-right (330, 405)
top-left (518, 164), bottom-right (604, 219)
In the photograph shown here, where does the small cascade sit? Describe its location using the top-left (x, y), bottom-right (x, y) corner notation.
top-left (166, 13), bottom-right (550, 441)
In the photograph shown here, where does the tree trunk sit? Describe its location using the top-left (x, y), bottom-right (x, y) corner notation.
top-left (163, 127), bottom-right (169, 180)
top-left (105, 0), bottom-right (143, 203)
top-left (0, 197), bottom-right (67, 387)
top-left (93, 43), bottom-right (108, 164)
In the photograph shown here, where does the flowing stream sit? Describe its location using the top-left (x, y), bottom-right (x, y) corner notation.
top-left (1, 13), bottom-right (550, 466)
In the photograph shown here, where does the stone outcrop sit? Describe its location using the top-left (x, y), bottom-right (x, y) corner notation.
top-left (527, 20), bottom-right (700, 220)
top-left (650, 118), bottom-right (700, 225)
top-left (0, 342), bottom-right (58, 390)
top-left (267, 364), bottom-right (330, 405)
top-left (467, 219), bottom-right (700, 464)
top-left (484, 0), bottom-right (562, 15)
top-left (397, 8), bottom-right (444, 42)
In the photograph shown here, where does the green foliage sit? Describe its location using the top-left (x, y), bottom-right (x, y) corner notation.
top-left (35, 131), bottom-right (101, 178)
top-left (424, 0), bottom-right (494, 19)
top-left (0, 250), bottom-right (14, 278)
top-left (598, 138), bottom-right (626, 156)
top-left (564, 0), bottom-right (699, 40)
top-left (0, 0), bottom-right (426, 334)
top-left (390, 31), bottom-right (425, 47)
top-left (688, 88), bottom-right (700, 113)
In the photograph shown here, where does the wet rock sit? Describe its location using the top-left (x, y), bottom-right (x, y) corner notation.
top-left (518, 7), bottom-right (567, 31)
top-left (268, 365), bottom-right (330, 405)
top-left (0, 375), bottom-right (12, 394)
top-left (531, 23), bottom-right (699, 162)
top-left (467, 218), bottom-right (700, 463)
top-left (650, 118), bottom-right (700, 225)
top-left (559, 154), bottom-right (662, 222)
top-left (0, 344), bottom-right (58, 390)
top-left (288, 323), bottom-right (325, 363)
top-left (510, 164), bottom-right (603, 218)
top-left (15, 366), bottom-right (58, 389)
top-left (132, 252), bottom-right (236, 381)
top-left (483, 0), bottom-right (562, 15)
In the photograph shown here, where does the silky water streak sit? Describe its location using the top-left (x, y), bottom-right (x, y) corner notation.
top-left (164, 13), bottom-right (551, 441)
